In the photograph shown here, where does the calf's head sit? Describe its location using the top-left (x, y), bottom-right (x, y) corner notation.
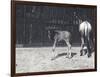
top-left (47, 29), bottom-right (57, 41)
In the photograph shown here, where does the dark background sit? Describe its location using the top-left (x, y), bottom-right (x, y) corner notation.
top-left (16, 4), bottom-right (96, 47)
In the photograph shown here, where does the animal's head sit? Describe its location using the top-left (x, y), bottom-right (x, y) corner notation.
top-left (47, 29), bottom-right (56, 41)
top-left (45, 26), bottom-right (59, 41)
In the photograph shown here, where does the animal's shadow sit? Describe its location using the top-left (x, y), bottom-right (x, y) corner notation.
top-left (51, 52), bottom-right (77, 60)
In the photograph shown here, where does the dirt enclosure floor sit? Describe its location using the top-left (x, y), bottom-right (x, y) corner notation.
top-left (16, 47), bottom-right (95, 73)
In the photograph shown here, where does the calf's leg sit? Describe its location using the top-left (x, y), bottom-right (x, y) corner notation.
top-left (65, 40), bottom-right (71, 58)
top-left (52, 39), bottom-right (57, 52)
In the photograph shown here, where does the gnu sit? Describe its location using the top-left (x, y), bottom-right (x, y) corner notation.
top-left (79, 21), bottom-right (92, 57)
top-left (48, 29), bottom-right (72, 58)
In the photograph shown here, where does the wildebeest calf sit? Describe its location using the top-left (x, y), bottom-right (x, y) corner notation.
top-left (48, 29), bottom-right (72, 58)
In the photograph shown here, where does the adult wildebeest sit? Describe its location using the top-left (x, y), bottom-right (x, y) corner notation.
top-left (47, 29), bottom-right (72, 58)
top-left (79, 21), bottom-right (93, 57)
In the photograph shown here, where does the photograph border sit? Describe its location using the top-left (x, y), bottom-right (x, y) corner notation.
top-left (11, 0), bottom-right (97, 77)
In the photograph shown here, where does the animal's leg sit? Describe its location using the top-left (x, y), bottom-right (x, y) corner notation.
top-left (65, 40), bottom-right (71, 58)
top-left (87, 37), bottom-right (92, 58)
top-left (83, 46), bottom-right (88, 56)
top-left (52, 39), bottom-right (57, 52)
top-left (80, 37), bottom-right (84, 56)
top-left (89, 35), bottom-right (94, 54)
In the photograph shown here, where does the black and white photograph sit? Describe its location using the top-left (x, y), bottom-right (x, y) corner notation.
top-left (11, 1), bottom-right (97, 76)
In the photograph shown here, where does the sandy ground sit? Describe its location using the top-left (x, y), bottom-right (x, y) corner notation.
top-left (16, 47), bottom-right (95, 73)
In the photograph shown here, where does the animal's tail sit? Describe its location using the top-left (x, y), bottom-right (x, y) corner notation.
top-left (84, 22), bottom-right (89, 44)
top-left (84, 22), bottom-right (89, 45)
top-left (84, 22), bottom-right (92, 57)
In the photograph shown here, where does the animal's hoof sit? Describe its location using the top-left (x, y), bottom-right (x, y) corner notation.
top-left (80, 50), bottom-right (83, 56)
top-left (66, 53), bottom-right (72, 59)
top-left (51, 57), bottom-right (56, 60)
top-left (68, 57), bottom-right (72, 59)
top-left (80, 52), bottom-right (83, 56)
top-left (52, 49), bottom-right (55, 52)
top-left (51, 58), bottom-right (54, 60)
top-left (88, 54), bottom-right (91, 58)
top-left (66, 55), bottom-right (72, 59)
top-left (80, 54), bottom-right (83, 56)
